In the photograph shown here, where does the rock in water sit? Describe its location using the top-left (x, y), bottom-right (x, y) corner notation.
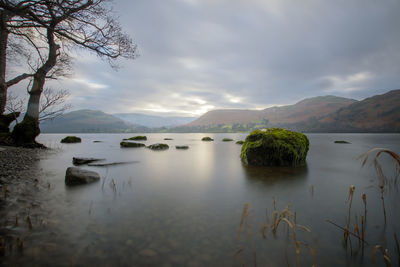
top-left (65, 167), bottom-right (100, 186)
top-left (241, 128), bottom-right (309, 167)
top-left (126, 136), bottom-right (147, 141)
top-left (61, 136), bottom-right (81, 143)
top-left (334, 140), bottom-right (351, 144)
top-left (120, 141), bottom-right (145, 148)
top-left (147, 143), bottom-right (169, 150)
top-left (201, 137), bottom-right (213, 141)
top-left (72, 157), bottom-right (104, 165)
top-left (175, 145), bottom-right (189, 149)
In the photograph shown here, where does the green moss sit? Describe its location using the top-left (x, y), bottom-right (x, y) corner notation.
top-left (61, 136), bottom-right (82, 143)
top-left (222, 138), bottom-right (233, 142)
top-left (241, 128), bottom-right (309, 167)
top-left (236, 140), bottom-right (244, 145)
top-left (147, 143), bottom-right (169, 150)
top-left (127, 136), bottom-right (147, 141)
top-left (201, 137), bottom-right (214, 141)
top-left (120, 141), bottom-right (145, 148)
top-left (334, 140), bottom-right (351, 144)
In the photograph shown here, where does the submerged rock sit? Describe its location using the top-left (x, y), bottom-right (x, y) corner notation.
top-left (334, 140), bottom-right (351, 144)
top-left (61, 136), bottom-right (81, 143)
top-left (72, 157), bottom-right (104, 165)
top-left (222, 138), bottom-right (233, 142)
top-left (241, 128), bottom-right (309, 167)
top-left (236, 140), bottom-right (244, 145)
top-left (120, 141), bottom-right (145, 148)
top-left (201, 137), bottom-right (213, 141)
top-left (127, 136), bottom-right (147, 141)
top-left (176, 145), bottom-right (189, 149)
top-left (65, 167), bottom-right (100, 186)
top-left (139, 249), bottom-right (157, 257)
top-left (147, 143), bottom-right (169, 150)
top-left (164, 138), bottom-right (173, 140)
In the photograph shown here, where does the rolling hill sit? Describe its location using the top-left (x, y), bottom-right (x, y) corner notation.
top-left (187, 95), bottom-right (357, 127)
top-left (40, 109), bottom-right (148, 133)
top-left (177, 90), bottom-right (400, 132)
top-left (113, 113), bottom-right (196, 128)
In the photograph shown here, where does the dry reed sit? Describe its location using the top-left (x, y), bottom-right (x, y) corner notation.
top-left (358, 148), bottom-right (400, 225)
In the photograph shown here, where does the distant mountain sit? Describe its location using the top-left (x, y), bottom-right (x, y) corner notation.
top-left (114, 113), bottom-right (196, 128)
top-left (187, 95), bottom-right (356, 127)
top-left (311, 89), bottom-right (400, 132)
top-left (40, 90), bottom-right (400, 133)
top-left (175, 90), bottom-right (400, 133)
top-left (40, 109), bottom-right (149, 133)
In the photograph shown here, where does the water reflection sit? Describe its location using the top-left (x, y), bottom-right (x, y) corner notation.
top-left (241, 163), bottom-right (308, 185)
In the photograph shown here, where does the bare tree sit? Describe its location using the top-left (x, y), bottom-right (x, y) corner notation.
top-left (0, 0), bottom-right (137, 145)
top-left (6, 87), bottom-right (71, 123)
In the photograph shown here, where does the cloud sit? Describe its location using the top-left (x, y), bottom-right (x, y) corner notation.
top-left (36, 0), bottom-right (400, 116)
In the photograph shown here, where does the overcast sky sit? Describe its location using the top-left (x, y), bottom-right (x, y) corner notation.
top-left (49, 0), bottom-right (400, 116)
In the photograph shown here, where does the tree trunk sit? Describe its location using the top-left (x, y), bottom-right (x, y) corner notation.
top-left (0, 10), bottom-right (10, 114)
top-left (11, 77), bottom-right (44, 145)
top-left (11, 25), bottom-right (58, 146)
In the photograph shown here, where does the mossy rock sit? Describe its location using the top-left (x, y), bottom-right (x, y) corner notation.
top-left (147, 143), bottom-right (169, 150)
top-left (61, 136), bottom-right (82, 143)
top-left (236, 140), bottom-right (244, 145)
top-left (334, 140), bottom-right (351, 144)
top-left (120, 141), bottom-right (145, 148)
top-left (201, 137), bottom-right (214, 141)
top-left (127, 136), bottom-right (147, 141)
top-left (222, 138), bottom-right (233, 142)
top-left (241, 128), bottom-right (309, 167)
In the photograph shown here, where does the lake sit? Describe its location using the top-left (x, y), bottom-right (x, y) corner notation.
top-left (2, 133), bottom-right (400, 266)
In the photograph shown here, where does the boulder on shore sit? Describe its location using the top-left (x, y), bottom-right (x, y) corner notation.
top-left (241, 128), bottom-right (309, 167)
top-left (65, 167), bottom-right (100, 186)
top-left (61, 136), bottom-right (81, 143)
top-left (147, 143), bottom-right (169, 150)
top-left (120, 141), bottom-right (145, 148)
top-left (201, 137), bottom-right (214, 141)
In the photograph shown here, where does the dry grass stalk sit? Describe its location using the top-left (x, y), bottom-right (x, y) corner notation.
top-left (260, 223), bottom-right (268, 239)
top-left (26, 216), bottom-right (33, 230)
top-left (238, 203), bottom-right (249, 240)
top-left (372, 245), bottom-right (392, 267)
top-left (362, 193), bottom-right (367, 223)
top-left (358, 148), bottom-right (400, 224)
top-left (394, 233), bottom-right (400, 267)
top-left (325, 220), bottom-right (369, 245)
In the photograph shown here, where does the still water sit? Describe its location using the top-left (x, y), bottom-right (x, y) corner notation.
top-left (3, 133), bottom-right (400, 266)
